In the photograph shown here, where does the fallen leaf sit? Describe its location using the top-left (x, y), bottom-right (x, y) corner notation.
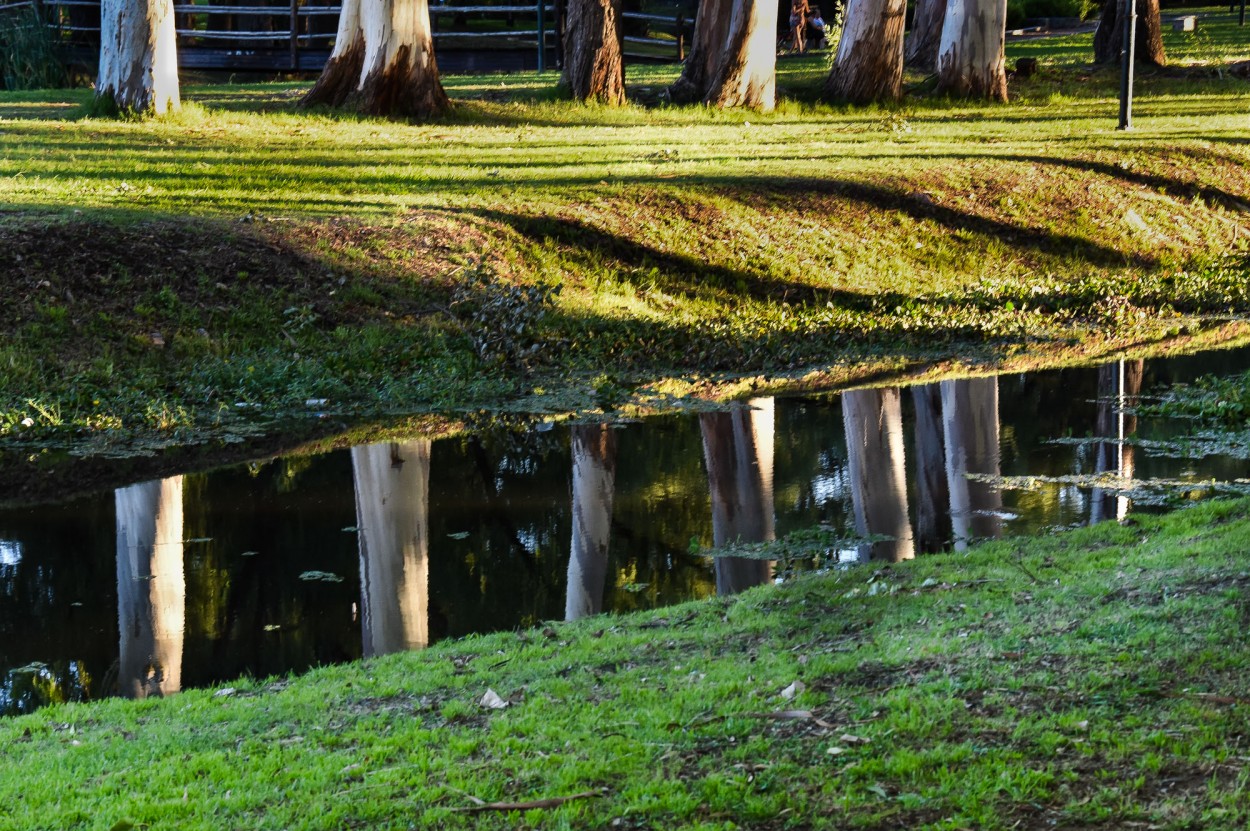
top-left (839, 733), bottom-right (870, 744)
top-left (780, 680), bottom-right (806, 700)
top-left (480, 689), bottom-right (509, 710)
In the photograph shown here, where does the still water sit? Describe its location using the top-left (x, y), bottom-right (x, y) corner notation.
top-left (2, 347), bottom-right (1249, 714)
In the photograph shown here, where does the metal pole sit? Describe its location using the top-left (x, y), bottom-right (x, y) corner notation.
top-left (536, 0), bottom-right (546, 71)
top-left (1117, 0), bottom-right (1137, 130)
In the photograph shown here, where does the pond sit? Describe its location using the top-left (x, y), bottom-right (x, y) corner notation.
top-left (2, 346), bottom-right (1249, 715)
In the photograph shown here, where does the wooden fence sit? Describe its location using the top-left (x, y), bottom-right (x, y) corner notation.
top-left (0, 0), bottom-right (694, 72)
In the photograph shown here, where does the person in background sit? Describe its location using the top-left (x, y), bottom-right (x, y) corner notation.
top-left (790, 0), bottom-right (811, 52)
top-left (809, 6), bottom-right (827, 49)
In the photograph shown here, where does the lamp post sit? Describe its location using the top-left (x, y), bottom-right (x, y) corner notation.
top-left (1117, 0), bottom-right (1138, 130)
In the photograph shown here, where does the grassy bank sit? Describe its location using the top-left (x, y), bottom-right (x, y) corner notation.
top-left (2, 496), bottom-right (1249, 828)
top-left (0, 13), bottom-right (1248, 455)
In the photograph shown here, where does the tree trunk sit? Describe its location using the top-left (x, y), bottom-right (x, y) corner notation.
top-left (941, 377), bottom-right (1002, 551)
top-left (935, 0), bottom-right (1007, 100)
top-left (115, 476), bottom-right (184, 698)
top-left (303, 0), bottom-right (449, 118)
top-left (702, 0), bottom-right (778, 110)
top-left (1090, 360), bottom-right (1143, 525)
top-left (1092, 0), bottom-right (1166, 66)
top-left (566, 424), bottom-right (618, 621)
top-left (825, 0), bottom-right (907, 103)
top-left (905, 0), bottom-right (945, 69)
top-left (562, 0), bottom-right (625, 103)
top-left (352, 441), bottom-right (431, 656)
top-left (701, 398), bottom-right (774, 596)
top-left (668, 0), bottom-right (733, 102)
top-left (910, 383), bottom-right (951, 553)
top-left (842, 389), bottom-right (915, 562)
top-left (97, 0), bottom-right (180, 114)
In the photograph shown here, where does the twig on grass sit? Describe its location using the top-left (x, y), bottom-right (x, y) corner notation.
top-left (450, 789), bottom-right (605, 813)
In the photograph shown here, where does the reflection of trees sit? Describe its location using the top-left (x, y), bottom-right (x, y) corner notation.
top-left (911, 384), bottom-right (951, 553)
top-left (701, 399), bottom-right (774, 596)
top-left (566, 425), bottom-right (618, 621)
top-left (352, 441), bottom-right (431, 656)
top-left (115, 477), bottom-right (185, 698)
top-left (941, 378), bottom-right (1002, 551)
top-left (842, 389), bottom-right (914, 563)
top-left (1091, 360), bottom-right (1143, 525)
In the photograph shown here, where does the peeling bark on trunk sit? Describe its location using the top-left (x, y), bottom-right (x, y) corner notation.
top-left (935, 0), bottom-right (1007, 100)
top-left (941, 377), bottom-right (1002, 551)
top-left (911, 383), bottom-right (951, 553)
top-left (702, 0), bottom-right (778, 110)
top-left (905, 0), bottom-right (945, 69)
top-left (566, 424), bottom-right (618, 621)
top-left (302, 0), bottom-right (448, 118)
top-left (701, 399), bottom-right (774, 596)
top-left (97, 0), bottom-right (180, 114)
top-left (825, 0), bottom-right (907, 103)
top-left (842, 389), bottom-right (915, 563)
top-left (352, 441), bottom-right (431, 656)
top-left (115, 477), bottom-right (184, 699)
top-left (1092, 0), bottom-right (1166, 66)
top-left (562, 0), bottom-right (625, 103)
top-left (668, 0), bottom-right (733, 102)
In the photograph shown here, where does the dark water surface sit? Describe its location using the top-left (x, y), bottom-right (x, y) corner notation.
top-left (3, 347), bottom-right (1250, 715)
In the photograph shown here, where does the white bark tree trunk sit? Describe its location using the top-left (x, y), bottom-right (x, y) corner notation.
top-left (825, 0), bottom-right (907, 103)
top-left (842, 388), bottom-right (914, 562)
top-left (352, 441), bottom-right (431, 656)
top-left (702, 0), bottom-right (778, 110)
top-left (941, 377), bottom-right (1002, 551)
top-left (115, 476), bottom-right (184, 698)
top-left (303, 0), bottom-right (448, 117)
top-left (566, 424), bottom-right (618, 621)
top-left (97, 0), bottom-right (180, 115)
top-left (669, 0), bottom-right (732, 101)
top-left (935, 0), bottom-right (1007, 100)
top-left (701, 398), bottom-right (774, 595)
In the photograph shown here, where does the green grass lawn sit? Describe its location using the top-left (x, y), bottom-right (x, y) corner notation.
top-left (0, 9), bottom-right (1247, 453)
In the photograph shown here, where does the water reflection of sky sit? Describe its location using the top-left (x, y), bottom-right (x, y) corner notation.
top-left (0, 541), bottom-right (21, 568)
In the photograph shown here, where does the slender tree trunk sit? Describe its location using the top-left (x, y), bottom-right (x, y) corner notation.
top-left (905, 0), bottom-right (945, 69)
top-left (562, 0), bottom-right (625, 103)
top-left (668, 0), bottom-right (732, 102)
top-left (1092, 0), bottom-right (1166, 66)
top-left (911, 383), bottom-right (951, 553)
top-left (1091, 360), bottom-right (1143, 525)
top-left (352, 441), bottom-right (431, 656)
top-left (935, 0), bottom-right (1008, 100)
top-left (842, 389), bottom-right (915, 562)
top-left (701, 398), bottom-right (774, 596)
top-left (115, 476), bottom-right (184, 698)
top-left (303, 0), bottom-right (448, 117)
top-left (97, 0), bottom-right (180, 114)
top-left (703, 0), bottom-right (778, 110)
top-left (941, 377), bottom-right (1002, 551)
top-left (566, 424), bottom-right (618, 621)
top-left (825, 0), bottom-right (907, 103)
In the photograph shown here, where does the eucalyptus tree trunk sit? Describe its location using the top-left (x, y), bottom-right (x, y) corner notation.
top-left (941, 377), bottom-right (1002, 551)
top-left (703, 0), bottom-right (778, 110)
top-left (352, 441), bottom-right (431, 656)
top-left (566, 424), bottom-right (618, 621)
top-left (97, 0), bottom-right (180, 114)
top-left (1092, 0), bottom-right (1166, 66)
top-left (1090, 360), bottom-right (1143, 525)
top-left (935, 0), bottom-right (1008, 100)
top-left (115, 477), bottom-right (185, 699)
top-left (701, 398), bottom-right (774, 595)
top-left (562, 0), bottom-right (625, 103)
top-left (905, 0), bottom-right (945, 69)
top-left (302, 0), bottom-right (448, 117)
top-left (668, 0), bottom-right (732, 101)
top-left (825, 0), bottom-right (907, 103)
top-left (842, 389), bottom-right (914, 562)
top-left (911, 383), bottom-right (952, 553)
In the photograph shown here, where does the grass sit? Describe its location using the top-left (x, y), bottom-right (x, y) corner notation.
top-left (0, 9), bottom-right (1248, 455)
top-left (2, 491), bottom-right (1250, 828)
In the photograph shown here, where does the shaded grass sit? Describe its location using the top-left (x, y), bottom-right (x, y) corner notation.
top-left (3, 493), bottom-right (1250, 828)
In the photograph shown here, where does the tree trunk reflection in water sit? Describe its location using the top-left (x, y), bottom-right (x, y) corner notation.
top-left (115, 476), bottom-right (185, 699)
top-left (1091, 360), bottom-right (1143, 525)
top-left (352, 441), bottom-right (430, 657)
top-left (700, 399), bottom-right (774, 595)
top-left (566, 424), bottom-right (618, 621)
top-left (842, 389), bottom-right (915, 562)
top-left (911, 383), bottom-right (952, 552)
top-left (941, 378), bottom-right (1002, 551)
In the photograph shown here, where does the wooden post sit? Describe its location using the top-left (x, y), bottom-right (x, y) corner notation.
top-left (676, 12), bottom-right (684, 60)
top-left (537, 0), bottom-right (546, 70)
top-left (289, 0), bottom-right (299, 70)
